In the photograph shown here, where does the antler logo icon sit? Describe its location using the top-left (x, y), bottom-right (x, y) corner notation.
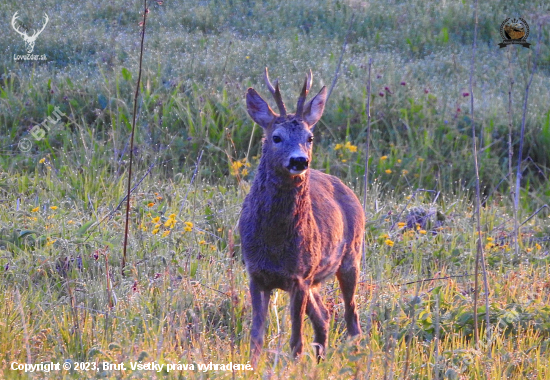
top-left (11, 12), bottom-right (49, 54)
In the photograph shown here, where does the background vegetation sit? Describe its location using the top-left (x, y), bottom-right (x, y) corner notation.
top-left (1, 0), bottom-right (550, 378)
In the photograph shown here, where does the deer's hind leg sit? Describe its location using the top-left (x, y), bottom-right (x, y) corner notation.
top-left (306, 287), bottom-right (330, 361)
top-left (336, 253), bottom-right (362, 337)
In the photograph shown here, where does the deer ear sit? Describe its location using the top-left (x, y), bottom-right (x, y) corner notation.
top-left (303, 86), bottom-right (327, 128)
top-left (246, 88), bottom-right (277, 128)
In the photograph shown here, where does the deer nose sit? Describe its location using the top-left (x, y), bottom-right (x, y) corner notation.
top-left (289, 157), bottom-right (309, 172)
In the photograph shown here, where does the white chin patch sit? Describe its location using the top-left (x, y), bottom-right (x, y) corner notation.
top-left (289, 169), bottom-right (307, 176)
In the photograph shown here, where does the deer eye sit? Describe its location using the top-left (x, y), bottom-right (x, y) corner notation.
top-left (307, 135), bottom-right (314, 143)
top-left (273, 135), bottom-right (282, 143)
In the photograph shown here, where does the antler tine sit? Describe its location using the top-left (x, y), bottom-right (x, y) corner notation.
top-left (295, 69), bottom-right (313, 118)
top-left (264, 67), bottom-right (287, 117)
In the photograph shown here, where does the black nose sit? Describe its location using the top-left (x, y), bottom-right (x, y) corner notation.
top-left (289, 157), bottom-right (309, 171)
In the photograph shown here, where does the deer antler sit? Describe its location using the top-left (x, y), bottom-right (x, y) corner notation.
top-left (264, 67), bottom-right (287, 117)
top-left (295, 69), bottom-right (313, 118)
top-left (11, 12), bottom-right (28, 38)
top-left (31, 13), bottom-right (49, 39)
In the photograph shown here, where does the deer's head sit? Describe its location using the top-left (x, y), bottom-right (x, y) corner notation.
top-left (12, 12), bottom-right (49, 53)
top-left (246, 68), bottom-right (327, 178)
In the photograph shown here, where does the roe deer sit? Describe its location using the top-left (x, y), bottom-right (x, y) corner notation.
top-left (240, 68), bottom-right (364, 365)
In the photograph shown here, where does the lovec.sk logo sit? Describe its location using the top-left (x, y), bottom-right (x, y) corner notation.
top-left (11, 11), bottom-right (49, 60)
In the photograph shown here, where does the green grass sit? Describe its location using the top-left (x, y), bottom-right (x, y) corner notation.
top-left (1, 0), bottom-right (550, 378)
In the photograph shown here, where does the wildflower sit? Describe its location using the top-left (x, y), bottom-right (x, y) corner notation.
top-left (184, 226), bottom-right (192, 232)
top-left (210, 245), bottom-right (216, 251)
top-left (345, 141), bottom-right (358, 152)
top-left (384, 86), bottom-right (392, 94)
top-left (462, 92), bottom-right (470, 97)
top-left (68, 220), bottom-right (74, 224)
top-left (385, 169), bottom-right (392, 174)
top-left (402, 170), bottom-right (409, 175)
top-left (526, 247), bottom-right (533, 253)
top-left (152, 216), bottom-right (160, 223)
top-left (536, 243), bottom-right (542, 250)
top-left (424, 88), bottom-right (429, 94)
top-left (199, 240), bottom-right (206, 245)
top-left (417, 157), bottom-right (425, 162)
top-left (46, 238), bottom-right (57, 247)
top-left (161, 230), bottom-right (170, 237)
top-left (39, 158), bottom-right (46, 164)
top-left (385, 239), bottom-right (395, 247)
top-left (169, 213), bottom-right (176, 219)
top-left (456, 108), bottom-right (461, 113)
top-left (31, 207), bottom-right (39, 212)
top-left (147, 202), bottom-right (155, 207)
top-left (400, 81), bottom-right (406, 86)
top-left (217, 228), bottom-right (222, 232)
top-left (397, 222), bottom-right (406, 228)
top-left (379, 92), bottom-right (384, 97)
top-left (397, 159), bottom-right (402, 163)
top-left (419, 230), bottom-right (427, 235)
top-left (246, 56), bottom-right (250, 59)
top-left (334, 143), bottom-right (343, 150)
top-left (242, 168), bottom-right (249, 176)
top-left (185, 221), bottom-right (193, 228)
top-left (380, 156), bottom-right (388, 161)
top-left (486, 237), bottom-right (494, 242)
top-left (156, 196), bottom-right (163, 200)
top-left (154, 223), bottom-right (161, 229)
top-left (152, 228), bottom-right (159, 235)
top-left (485, 243), bottom-right (496, 250)
top-left (50, 206), bottom-right (58, 210)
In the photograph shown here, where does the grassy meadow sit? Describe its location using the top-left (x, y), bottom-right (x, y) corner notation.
top-left (1, 0), bottom-right (550, 378)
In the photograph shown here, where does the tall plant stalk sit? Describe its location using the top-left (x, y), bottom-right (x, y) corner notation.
top-left (468, 0), bottom-right (491, 351)
top-left (122, 0), bottom-right (148, 274)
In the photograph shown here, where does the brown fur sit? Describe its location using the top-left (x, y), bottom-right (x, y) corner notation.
top-left (239, 69), bottom-right (365, 365)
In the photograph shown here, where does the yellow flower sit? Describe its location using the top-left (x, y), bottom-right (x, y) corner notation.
top-left (380, 156), bottom-right (388, 161)
top-left (536, 243), bottom-right (542, 250)
top-left (379, 233), bottom-right (389, 239)
top-left (246, 56), bottom-right (250, 59)
top-left (185, 221), bottom-right (193, 228)
top-left (164, 219), bottom-right (176, 228)
top-left (39, 158), bottom-right (46, 164)
top-left (210, 245), bottom-right (216, 251)
top-left (485, 243), bottom-right (496, 250)
top-left (152, 216), bottom-right (160, 223)
top-left (162, 230), bottom-right (170, 237)
top-left (486, 237), bottom-right (494, 242)
top-left (397, 222), bottom-right (406, 228)
top-left (152, 228), bottom-right (159, 235)
top-left (156, 196), bottom-right (163, 200)
top-left (31, 207), bottom-right (39, 212)
top-left (334, 143), bottom-right (343, 150)
top-left (385, 169), bottom-right (392, 174)
top-left (417, 157), bottom-right (425, 162)
top-left (154, 223), bottom-right (161, 229)
top-left (199, 240), bottom-right (206, 245)
top-left (184, 226), bottom-right (192, 232)
top-left (50, 206), bottom-right (58, 210)
top-left (419, 230), bottom-right (427, 235)
top-left (45, 238), bottom-right (57, 247)
top-left (242, 168), bottom-right (249, 176)
top-left (402, 170), bottom-right (409, 175)
top-left (345, 141), bottom-right (358, 152)
top-left (397, 159), bottom-right (402, 163)
top-left (68, 220), bottom-right (74, 224)
top-left (169, 213), bottom-right (176, 219)
top-left (147, 202), bottom-right (155, 207)
top-left (526, 247), bottom-right (533, 253)
top-left (385, 239), bottom-right (395, 247)
top-left (342, 159), bottom-right (347, 163)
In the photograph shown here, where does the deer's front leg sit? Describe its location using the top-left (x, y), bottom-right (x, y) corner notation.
top-left (250, 279), bottom-right (271, 368)
top-left (289, 280), bottom-right (308, 359)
